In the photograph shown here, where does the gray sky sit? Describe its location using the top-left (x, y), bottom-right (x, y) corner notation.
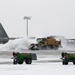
top-left (0, 0), bottom-right (75, 39)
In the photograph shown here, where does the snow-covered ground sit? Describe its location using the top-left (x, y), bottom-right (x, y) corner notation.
top-left (0, 61), bottom-right (75, 75)
top-left (0, 38), bottom-right (75, 75)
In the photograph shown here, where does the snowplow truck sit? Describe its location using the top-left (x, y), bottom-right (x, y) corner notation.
top-left (12, 52), bottom-right (37, 64)
top-left (61, 52), bottom-right (75, 65)
top-left (29, 37), bottom-right (61, 50)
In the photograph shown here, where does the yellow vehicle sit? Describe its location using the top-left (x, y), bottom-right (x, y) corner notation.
top-left (29, 36), bottom-right (61, 50)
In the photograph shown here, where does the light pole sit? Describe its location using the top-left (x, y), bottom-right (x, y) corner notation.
top-left (23, 16), bottom-right (31, 37)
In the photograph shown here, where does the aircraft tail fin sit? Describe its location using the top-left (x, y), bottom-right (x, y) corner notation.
top-left (0, 23), bottom-right (9, 44)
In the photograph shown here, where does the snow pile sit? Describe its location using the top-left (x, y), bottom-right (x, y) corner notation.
top-left (0, 62), bottom-right (75, 75)
top-left (55, 36), bottom-right (75, 50)
top-left (62, 40), bottom-right (75, 50)
top-left (0, 38), bottom-right (37, 51)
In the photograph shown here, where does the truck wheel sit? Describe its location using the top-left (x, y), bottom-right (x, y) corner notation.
top-left (62, 59), bottom-right (68, 65)
top-left (53, 45), bottom-right (58, 50)
top-left (17, 60), bottom-right (23, 64)
top-left (13, 59), bottom-right (17, 64)
top-left (73, 60), bottom-right (75, 65)
top-left (41, 45), bottom-right (47, 50)
top-left (26, 59), bottom-right (32, 64)
top-left (18, 62), bottom-right (23, 64)
top-left (49, 45), bottom-right (54, 49)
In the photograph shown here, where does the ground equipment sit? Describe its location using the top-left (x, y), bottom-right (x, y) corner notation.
top-left (29, 36), bottom-right (61, 50)
top-left (12, 52), bottom-right (37, 64)
top-left (61, 52), bottom-right (75, 65)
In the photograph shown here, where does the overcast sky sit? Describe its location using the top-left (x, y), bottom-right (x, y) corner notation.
top-left (0, 0), bottom-right (75, 39)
